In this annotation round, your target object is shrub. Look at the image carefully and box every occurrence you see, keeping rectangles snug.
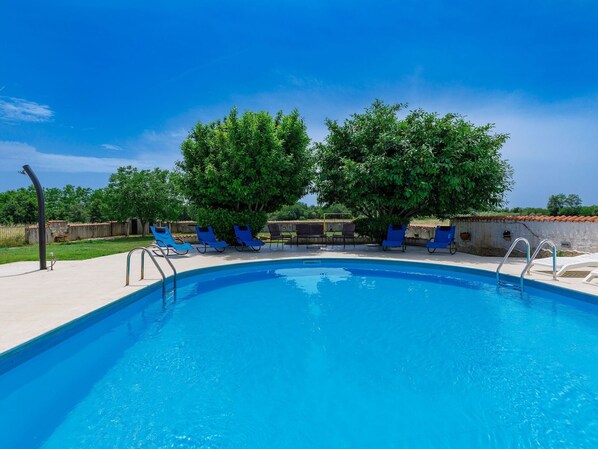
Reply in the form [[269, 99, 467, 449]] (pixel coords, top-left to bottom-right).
[[354, 216, 409, 243], [578, 205, 598, 216], [196, 208, 268, 243]]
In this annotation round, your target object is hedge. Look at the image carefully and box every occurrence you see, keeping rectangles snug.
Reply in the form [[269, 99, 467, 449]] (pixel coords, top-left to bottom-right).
[[196, 208, 268, 244]]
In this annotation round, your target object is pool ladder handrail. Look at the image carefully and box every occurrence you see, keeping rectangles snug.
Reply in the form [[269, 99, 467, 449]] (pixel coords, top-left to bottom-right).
[[496, 237, 531, 285], [125, 246, 177, 296], [520, 239, 557, 289]]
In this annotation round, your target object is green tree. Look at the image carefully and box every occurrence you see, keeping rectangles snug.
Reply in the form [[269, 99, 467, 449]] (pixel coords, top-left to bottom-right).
[[547, 193, 583, 216], [547, 193, 567, 216], [0, 187, 37, 224], [564, 194, 582, 209], [105, 166, 181, 236], [178, 107, 312, 239], [270, 202, 310, 220], [88, 188, 110, 222], [314, 100, 512, 238]]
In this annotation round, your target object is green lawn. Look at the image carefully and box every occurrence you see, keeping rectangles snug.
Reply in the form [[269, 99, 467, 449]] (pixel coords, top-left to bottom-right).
[[0, 236, 155, 265]]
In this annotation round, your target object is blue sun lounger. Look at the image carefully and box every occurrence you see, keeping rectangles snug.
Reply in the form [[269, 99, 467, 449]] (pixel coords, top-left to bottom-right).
[[195, 226, 228, 253], [150, 226, 193, 256], [234, 224, 265, 252], [426, 225, 457, 254], [382, 224, 407, 252]]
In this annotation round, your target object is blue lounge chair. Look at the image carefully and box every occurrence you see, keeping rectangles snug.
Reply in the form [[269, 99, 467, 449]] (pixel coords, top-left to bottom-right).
[[195, 226, 228, 253], [234, 224, 265, 252], [426, 225, 457, 254], [150, 226, 193, 256], [382, 224, 407, 252]]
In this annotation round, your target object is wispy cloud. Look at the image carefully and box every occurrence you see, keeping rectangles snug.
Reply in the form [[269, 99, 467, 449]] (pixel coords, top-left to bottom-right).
[[0, 141, 153, 173], [0, 96, 54, 123], [100, 143, 124, 151]]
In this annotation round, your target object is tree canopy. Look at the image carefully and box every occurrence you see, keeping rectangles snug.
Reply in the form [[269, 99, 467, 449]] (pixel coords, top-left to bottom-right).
[[177, 107, 312, 213], [105, 166, 182, 235], [314, 100, 513, 221], [547, 193, 582, 216]]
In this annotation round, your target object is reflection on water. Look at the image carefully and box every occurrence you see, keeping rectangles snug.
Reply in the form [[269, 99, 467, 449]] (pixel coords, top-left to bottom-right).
[[275, 267, 352, 295]]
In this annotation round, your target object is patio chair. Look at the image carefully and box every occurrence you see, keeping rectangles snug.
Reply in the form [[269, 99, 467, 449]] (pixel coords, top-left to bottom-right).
[[426, 225, 457, 255], [295, 223, 326, 247], [150, 225, 193, 256], [527, 252, 598, 276], [234, 224, 265, 252], [584, 269, 598, 285], [195, 226, 228, 253], [335, 222, 356, 249], [382, 224, 407, 252], [266, 223, 292, 249]]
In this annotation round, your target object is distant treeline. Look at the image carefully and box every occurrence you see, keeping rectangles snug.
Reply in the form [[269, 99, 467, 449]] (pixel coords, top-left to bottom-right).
[[2, 185, 596, 226], [497, 206, 598, 216], [268, 202, 351, 221], [498, 194, 598, 217], [0, 185, 194, 225]]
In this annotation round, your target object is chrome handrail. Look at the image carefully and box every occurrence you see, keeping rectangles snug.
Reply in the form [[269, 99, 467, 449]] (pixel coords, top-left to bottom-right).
[[496, 237, 530, 284], [126, 247, 168, 296], [144, 245, 177, 290], [520, 239, 558, 289]]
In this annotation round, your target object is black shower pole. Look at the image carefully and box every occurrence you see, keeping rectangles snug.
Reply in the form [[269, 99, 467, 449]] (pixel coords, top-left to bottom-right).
[[22, 165, 47, 270]]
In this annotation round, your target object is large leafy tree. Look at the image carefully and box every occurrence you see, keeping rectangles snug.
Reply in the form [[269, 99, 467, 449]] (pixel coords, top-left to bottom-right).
[[177, 107, 312, 239], [178, 107, 312, 212], [105, 166, 181, 236], [314, 100, 513, 222]]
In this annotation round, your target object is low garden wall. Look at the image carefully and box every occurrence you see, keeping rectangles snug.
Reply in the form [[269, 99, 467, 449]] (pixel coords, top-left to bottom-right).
[[26, 216, 597, 257], [25, 220, 199, 244], [452, 216, 598, 256]]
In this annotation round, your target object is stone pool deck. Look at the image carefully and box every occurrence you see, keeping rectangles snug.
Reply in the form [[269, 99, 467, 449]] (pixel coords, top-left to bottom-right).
[[1, 244, 596, 354]]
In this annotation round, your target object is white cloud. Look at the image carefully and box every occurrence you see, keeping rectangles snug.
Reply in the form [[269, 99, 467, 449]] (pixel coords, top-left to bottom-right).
[[0, 141, 154, 174], [122, 128, 187, 168], [0, 96, 54, 123], [100, 143, 124, 151]]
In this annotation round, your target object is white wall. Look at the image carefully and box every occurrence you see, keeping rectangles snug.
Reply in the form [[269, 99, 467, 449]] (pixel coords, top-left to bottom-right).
[[452, 219, 598, 256]]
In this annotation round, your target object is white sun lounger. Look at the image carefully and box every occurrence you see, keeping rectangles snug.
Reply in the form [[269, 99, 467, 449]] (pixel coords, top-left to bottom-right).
[[584, 269, 598, 285], [527, 253, 598, 276]]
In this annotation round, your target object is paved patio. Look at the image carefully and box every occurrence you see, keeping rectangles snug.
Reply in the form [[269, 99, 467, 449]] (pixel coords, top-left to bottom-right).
[[1, 244, 596, 354]]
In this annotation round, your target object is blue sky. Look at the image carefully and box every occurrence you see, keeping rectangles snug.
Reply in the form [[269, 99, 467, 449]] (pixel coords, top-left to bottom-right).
[[1, 0, 597, 207]]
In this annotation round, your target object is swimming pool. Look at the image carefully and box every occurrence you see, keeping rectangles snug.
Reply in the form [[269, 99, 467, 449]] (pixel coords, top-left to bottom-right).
[[2, 259, 598, 448]]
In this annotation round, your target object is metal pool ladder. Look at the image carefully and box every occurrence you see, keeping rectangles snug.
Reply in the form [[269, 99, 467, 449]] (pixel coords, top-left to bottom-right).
[[496, 237, 530, 287], [520, 239, 557, 289], [125, 246, 177, 297]]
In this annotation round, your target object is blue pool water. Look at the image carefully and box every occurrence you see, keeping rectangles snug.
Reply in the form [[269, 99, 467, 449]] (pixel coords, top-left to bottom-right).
[[2, 259, 598, 448]]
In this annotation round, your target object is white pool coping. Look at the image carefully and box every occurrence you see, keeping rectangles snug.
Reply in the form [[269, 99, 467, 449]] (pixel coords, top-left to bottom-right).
[[1, 244, 597, 355]]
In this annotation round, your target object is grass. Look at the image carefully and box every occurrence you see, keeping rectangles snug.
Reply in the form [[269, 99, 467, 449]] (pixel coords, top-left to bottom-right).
[[0, 219, 449, 266], [0, 236, 155, 265], [0, 225, 27, 248]]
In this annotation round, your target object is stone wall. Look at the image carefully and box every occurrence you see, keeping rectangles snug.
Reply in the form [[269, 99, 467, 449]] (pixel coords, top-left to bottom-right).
[[26, 220, 198, 243], [26, 216, 593, 256], [452, 216, 598, 256]]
